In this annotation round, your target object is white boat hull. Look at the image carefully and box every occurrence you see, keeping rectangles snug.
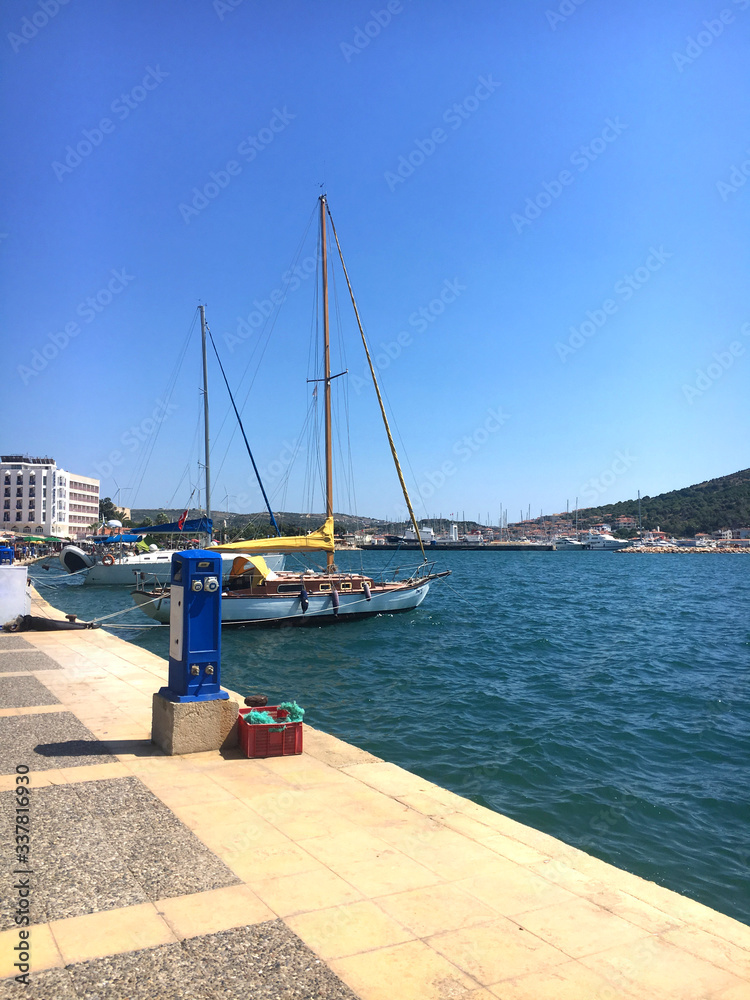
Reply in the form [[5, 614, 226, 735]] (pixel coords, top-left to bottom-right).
[[553, 538, 585, 550], [133, 579, 431, 626], [62, 550, 285, 586]]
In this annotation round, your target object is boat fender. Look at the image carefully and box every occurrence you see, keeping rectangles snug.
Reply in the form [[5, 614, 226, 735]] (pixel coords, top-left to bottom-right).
[[362, 582, 371, 601], [299, 586, 309, 613], [331, 588, 339, 616], [102, 554, 115, 566]]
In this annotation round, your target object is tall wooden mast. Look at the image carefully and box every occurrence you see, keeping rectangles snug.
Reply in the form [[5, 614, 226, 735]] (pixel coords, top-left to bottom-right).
[[320, 195, 334, 571]]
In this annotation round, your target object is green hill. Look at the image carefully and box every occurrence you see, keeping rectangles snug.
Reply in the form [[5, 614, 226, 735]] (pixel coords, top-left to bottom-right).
[[575, 469, 750, 537]]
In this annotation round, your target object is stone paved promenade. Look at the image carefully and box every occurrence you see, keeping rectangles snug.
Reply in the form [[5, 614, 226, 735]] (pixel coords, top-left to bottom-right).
[[0, 589, 748, 999]]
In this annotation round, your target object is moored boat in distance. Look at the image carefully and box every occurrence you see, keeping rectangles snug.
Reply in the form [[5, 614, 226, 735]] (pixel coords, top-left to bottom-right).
[[582, 530, 632, 550], [553, 536, 585, 550]]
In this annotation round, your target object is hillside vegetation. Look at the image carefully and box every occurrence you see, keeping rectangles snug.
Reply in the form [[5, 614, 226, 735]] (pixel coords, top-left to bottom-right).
[[575, 469, 750, 537]]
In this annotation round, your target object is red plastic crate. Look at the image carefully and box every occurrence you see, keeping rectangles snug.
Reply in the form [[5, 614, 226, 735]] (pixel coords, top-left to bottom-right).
[[238, 705, 303, 758]]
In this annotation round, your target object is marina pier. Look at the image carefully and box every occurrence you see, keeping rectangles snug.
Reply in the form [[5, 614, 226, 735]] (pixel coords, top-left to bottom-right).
[[1, 587, 748, 999]]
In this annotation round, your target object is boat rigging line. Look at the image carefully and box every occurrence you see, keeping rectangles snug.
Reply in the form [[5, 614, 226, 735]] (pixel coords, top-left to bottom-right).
[[206, 323, 281, 537], [325, 202, 427, 563]]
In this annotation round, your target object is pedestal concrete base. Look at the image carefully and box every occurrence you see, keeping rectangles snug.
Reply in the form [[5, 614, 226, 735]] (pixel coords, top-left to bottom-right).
[[151, 693, 239, 755]]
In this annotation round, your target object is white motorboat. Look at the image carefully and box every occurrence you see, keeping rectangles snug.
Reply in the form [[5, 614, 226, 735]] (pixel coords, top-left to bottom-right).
[[582, 530, 632, 550], [553, 536, 585, 550]]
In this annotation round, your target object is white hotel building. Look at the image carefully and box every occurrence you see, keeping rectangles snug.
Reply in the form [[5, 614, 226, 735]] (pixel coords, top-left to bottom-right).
[[1, 455, 100, 539]]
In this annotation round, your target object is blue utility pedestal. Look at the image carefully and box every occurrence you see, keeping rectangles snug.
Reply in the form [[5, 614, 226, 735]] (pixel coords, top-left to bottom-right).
[[151, 550, 238, 754], [159, 550, 227, 703]]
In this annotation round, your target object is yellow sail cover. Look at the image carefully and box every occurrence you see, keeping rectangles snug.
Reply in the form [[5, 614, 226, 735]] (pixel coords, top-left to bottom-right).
[[215, 517, 335, 554]]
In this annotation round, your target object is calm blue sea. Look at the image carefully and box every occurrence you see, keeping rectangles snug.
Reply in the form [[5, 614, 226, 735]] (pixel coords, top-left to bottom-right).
[[30, 550, 750, 926]]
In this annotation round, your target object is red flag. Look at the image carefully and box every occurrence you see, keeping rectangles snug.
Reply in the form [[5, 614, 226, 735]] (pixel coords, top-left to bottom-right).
[[177, 510, 188, 531]]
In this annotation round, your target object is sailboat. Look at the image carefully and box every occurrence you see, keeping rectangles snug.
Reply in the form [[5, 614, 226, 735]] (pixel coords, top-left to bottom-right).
[[58, 305, 284, 586], [132, 195, 449, 626]]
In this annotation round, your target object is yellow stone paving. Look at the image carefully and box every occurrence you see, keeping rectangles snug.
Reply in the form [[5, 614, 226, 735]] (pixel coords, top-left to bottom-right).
[[0, 586, 748, 999]]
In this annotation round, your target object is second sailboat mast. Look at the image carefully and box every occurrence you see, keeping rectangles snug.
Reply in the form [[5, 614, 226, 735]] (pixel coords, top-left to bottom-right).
[[321, 195, 334, 571], [199, 304, 212, 538]]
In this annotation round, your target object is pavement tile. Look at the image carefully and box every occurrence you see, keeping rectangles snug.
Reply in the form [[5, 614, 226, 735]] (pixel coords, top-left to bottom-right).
[[0, 636, 34, 650], [515, 895, 651, 959], [0, 704, 64, 718], [0, 649, 61, 673], [185, 921, 360, 999], [386, 826, 506, 881], [375, 883, 499, 938], [488, 958, 639, 999], [581, 884, 684, 934], [0, 968, 78, 999], [192, 813, 285, 872], [457, 861, 581, 917], [224, 838, 323, 881], [334, 852, 443, 898], [286, 900, 415, 959], [249, 867, 363, 917], [579, 936, 746, 999], [330, 938, 480, 1000], [156, 884, 274, 939], [661, 924, 750, 980], [441, 813, 551, 864], [50, 902, 178, 965], [299, 826, 400, 868], [71, 941, 215, 1000], [341, 760, 432, 797], [0, 675, 59, 709], [0, 711, 116, 773], [429, 917, 571, 986], [0, 923, 62, 980]]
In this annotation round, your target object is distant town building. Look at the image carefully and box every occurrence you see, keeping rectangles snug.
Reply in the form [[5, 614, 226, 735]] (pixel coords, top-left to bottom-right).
[[613, 516, 637, 529], [0, 455, 99, 540]]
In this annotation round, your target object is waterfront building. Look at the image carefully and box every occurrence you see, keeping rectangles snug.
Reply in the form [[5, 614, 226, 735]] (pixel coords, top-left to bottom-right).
[[0, 455, 99, 539]]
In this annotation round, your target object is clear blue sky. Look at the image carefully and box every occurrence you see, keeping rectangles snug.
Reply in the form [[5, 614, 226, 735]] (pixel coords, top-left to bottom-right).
[[2, 0, 748, 524]]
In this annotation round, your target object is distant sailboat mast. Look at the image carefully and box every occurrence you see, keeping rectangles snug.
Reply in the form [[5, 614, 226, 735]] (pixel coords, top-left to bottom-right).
[[199, 304, 212, 540]]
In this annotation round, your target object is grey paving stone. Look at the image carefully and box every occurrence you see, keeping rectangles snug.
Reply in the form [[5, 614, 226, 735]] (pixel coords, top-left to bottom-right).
[[0, 675, 60, 709], [0, 650, 62, 672], [67, 943, 215, 1000], [0, 777, 240, 930], [72, 777, 241, 901], [0, 634, 33, 650], [187, 921, 361, 999], [65, 922, 359, 999], [0, 712, 116, 774], [0, 967, 78, 999]]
